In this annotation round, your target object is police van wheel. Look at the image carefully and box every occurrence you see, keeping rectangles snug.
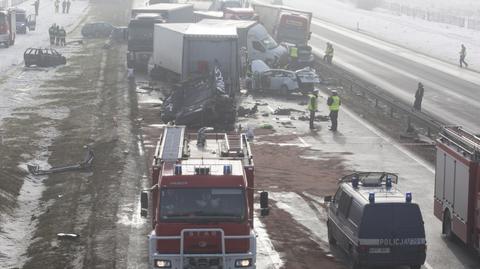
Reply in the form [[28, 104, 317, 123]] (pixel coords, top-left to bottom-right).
[[443, 211, 453, 239]]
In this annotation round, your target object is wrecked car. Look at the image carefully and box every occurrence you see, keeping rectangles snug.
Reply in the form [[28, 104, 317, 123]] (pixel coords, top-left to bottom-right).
[[249, 59, 320, 94], [24, 48, 66, 67], [81, 22, 116, 38], [161, 65, 236, 129]]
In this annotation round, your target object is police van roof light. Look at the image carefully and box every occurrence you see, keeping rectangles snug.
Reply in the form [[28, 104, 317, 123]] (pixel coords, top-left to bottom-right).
[[174, 164, 182, 175], [352, 175, 359, 189], [406, 192, 412, 203], [369, 192, 375, 203]]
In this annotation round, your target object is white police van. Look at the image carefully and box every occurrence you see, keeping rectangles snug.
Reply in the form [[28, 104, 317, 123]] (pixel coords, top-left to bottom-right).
[[325, 172, 426, 269]]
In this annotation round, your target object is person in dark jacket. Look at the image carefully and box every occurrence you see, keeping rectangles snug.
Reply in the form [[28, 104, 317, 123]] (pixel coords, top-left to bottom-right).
[[48, 24, 56, 45], [459, 44, 468, 68], [55, 25, 60, 45], [58, 27, 66, 46], [327, 89, 341, 131], [34, 0, 39, 16], [413, 82, 424, 111], [66, 0, 71, 13], [62, 0, 67, 13]]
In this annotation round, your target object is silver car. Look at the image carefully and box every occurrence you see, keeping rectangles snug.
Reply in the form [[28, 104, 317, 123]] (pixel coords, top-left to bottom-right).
[[251, 59, 319, 95]]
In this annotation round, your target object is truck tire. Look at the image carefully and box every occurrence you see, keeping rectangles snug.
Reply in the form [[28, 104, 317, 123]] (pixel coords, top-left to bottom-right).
[[327, 221, 336, 245], [443, 210, 453, 239], [5, 41, 9, 48], [281, 85, 289, 96]]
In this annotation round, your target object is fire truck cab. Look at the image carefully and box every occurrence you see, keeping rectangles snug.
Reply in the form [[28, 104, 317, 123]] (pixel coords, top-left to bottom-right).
[[434, 126, 480, 252], [141, 126, 266, 269], [0, 8, 16, 47]]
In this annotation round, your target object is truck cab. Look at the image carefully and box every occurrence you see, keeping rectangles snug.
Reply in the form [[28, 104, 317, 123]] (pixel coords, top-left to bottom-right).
[[13, 8, 36, 34], [275, 10, 311, 45], [325, 172, 426, 269], [0, 8, 16, 47], [141, 126, 266, 269]]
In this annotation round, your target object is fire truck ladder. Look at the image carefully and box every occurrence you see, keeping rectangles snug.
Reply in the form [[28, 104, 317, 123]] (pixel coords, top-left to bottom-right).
[[160, 126, 185, 161], [224, 134, 245, 157], [441, 126, 480, 161]]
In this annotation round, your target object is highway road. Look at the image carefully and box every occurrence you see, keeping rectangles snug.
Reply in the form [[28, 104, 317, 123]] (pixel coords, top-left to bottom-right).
[[292, 7, 480, 134]]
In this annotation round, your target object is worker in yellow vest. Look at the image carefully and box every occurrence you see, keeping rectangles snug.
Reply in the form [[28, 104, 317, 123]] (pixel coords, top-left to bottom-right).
[[307, 89, 318, 130], [327, 89, 341, 131], [290, 46, 298, 68]]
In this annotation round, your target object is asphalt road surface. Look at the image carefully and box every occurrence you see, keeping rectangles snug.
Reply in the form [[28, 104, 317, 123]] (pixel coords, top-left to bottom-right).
[[304, 13, 480, 134]]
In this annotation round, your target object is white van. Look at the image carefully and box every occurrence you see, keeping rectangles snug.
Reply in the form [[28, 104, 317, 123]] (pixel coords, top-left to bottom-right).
[[198, 19, 288, 67]]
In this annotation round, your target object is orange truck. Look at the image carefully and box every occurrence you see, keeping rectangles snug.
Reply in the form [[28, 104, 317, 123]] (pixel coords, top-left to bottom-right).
[[434, 126, 480, 252], [140, 126, 268, 269]]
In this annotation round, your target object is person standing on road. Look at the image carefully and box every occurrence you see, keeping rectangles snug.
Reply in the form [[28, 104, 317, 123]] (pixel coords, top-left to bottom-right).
[[413, 82, 424, 111], [48, 24, 56, 45], [289, 46, 298, 68], [327, 89, 341, 131], [58, 27, 66, 46], [62, 0, 67, 13], [54, 0, 59, 13], [66, 0, 71, 13], [324, 42, 334, 64], [307, 90, 319, 130], [459, 44, 468, 68], [54, 25, 60, 45], [34, 0, 39, 16]]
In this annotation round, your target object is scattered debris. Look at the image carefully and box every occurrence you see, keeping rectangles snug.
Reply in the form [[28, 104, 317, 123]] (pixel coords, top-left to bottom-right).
[[57, 233, 80, 240], [273, 108, 303, 115], [260, 124, 274, 130], [27, 147, 94, 176], [237, 104, 259, 117], [315, 115, 330, 121], [262, 113, 269, 117]]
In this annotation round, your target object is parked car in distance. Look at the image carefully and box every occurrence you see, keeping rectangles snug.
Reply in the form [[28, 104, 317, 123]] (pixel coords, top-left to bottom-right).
[[24, 48, 66, 67], [81, 22, 116, 38], [325, 172, 426, 269]]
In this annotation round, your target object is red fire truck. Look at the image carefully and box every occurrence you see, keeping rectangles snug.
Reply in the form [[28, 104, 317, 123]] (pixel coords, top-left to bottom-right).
[[141, 126, 267, 269], [434, 126, 480, 252], [0, 8, 16, 47]]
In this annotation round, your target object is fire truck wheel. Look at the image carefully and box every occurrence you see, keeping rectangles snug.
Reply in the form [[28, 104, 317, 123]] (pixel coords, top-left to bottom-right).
[[443, 210, 453, 239], [327, 221, 336, 245]]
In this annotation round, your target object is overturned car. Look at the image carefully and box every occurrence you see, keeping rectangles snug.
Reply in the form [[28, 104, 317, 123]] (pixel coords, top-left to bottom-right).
[[161, 65, 236, 129]]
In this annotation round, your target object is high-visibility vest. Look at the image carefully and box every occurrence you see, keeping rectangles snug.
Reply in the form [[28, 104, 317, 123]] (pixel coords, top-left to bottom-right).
[[308, 94, 318, 111], [290, 47, 298, 58], [329, 95, 340, 111]]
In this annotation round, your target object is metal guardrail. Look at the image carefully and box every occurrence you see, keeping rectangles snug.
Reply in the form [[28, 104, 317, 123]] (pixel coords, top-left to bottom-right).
[[313, 55, 444, 138]]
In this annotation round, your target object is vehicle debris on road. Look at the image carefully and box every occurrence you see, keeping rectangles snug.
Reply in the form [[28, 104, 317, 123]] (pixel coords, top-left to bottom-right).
[[27, 147, 94, 176]]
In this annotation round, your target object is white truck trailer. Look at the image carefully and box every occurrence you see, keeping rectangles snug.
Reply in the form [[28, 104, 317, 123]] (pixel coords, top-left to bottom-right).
[[152, 23, 239, 93], [434, 126, 480, 253]]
